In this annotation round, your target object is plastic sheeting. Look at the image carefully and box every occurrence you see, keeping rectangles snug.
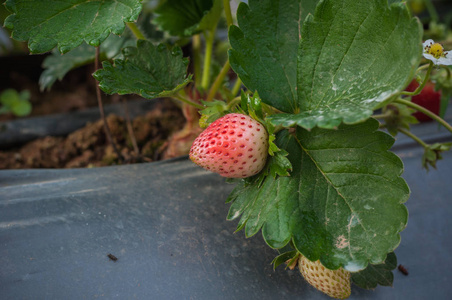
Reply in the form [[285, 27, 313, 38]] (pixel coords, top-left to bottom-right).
[[1, 140, 451, 299]]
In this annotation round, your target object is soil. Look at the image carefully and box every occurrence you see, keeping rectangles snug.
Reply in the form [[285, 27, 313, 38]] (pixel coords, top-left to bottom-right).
[[0, 62, 119, 123], [0, 100, 185, 169], [0, 54, 196, 169]]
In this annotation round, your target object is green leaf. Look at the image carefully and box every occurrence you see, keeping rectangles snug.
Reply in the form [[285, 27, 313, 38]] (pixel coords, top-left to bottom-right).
[[240, 91, 264, 123], [39, 35, 134, 91], [264, 149, 292, 178], [197, 0, 223, 32], [387, 0, 403, 4], [229, 0, 319, 113], [351, 252, 397, 289], [230, 0, 422, 128], [0, 89, 31, 116], [227, 118, 409, 271], [136, 11, 166, 41], [269, 0, 422, 129], [38, 11, 166, 91], [11, 98, 32, 116], [0, 89, 20, 107], [271, 250, 299, 270], [153, 0, 221, 37], [93, 40, 192, 99], [199, 100, 229, 127], [4, 0, 142, 54]]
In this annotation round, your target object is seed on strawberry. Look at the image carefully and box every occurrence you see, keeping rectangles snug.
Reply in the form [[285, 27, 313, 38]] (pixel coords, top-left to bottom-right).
[[299, 255, 351, 299], [189, 113, 268, 178]]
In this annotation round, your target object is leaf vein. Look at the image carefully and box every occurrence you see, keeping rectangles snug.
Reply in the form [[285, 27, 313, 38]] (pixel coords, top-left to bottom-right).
[[323, 8, 373, 108]]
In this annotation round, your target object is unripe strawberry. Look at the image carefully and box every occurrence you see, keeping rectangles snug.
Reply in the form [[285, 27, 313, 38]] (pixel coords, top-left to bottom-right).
[[189, 113, 268, 178], [299, 256, 351, 299]]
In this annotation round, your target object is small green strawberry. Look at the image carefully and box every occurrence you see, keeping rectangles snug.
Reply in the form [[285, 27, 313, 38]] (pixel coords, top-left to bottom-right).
[[299, 255, 351, 299]]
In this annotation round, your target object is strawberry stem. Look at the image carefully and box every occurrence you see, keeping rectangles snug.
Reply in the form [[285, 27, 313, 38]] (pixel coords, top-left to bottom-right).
[[398, 128, 429, 148], [126, 22, 146, 40], [206, 0, 236, 102], [401, 61, 434, 97], [226, 96, 241, 109], [207, 60, 230, 102], [231, 78, 242, 97], [424, 0, 439, 23], [121, 98, 140, 156], [174, 93, 204, 110], [223, 0, 234, 27], [372, 111, 392, 119], [416, 63, 431, 73], [193, 34, 203, 87], [439, 65, 451, 80], [395, 98, 452, 134], [94, 47, 124, 162], [201, 28, 217, 91]]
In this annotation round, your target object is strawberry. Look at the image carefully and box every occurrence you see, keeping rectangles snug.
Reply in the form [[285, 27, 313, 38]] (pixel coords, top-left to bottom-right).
[[189, 113, 268, 178], [299, 255, 351, 299], [405, 80, 441, 122]]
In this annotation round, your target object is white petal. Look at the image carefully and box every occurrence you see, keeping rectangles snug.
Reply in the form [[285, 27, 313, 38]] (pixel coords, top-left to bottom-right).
[[423, 39, 435, 49], [437, 55, 452, 66], [423, 53, 440, 65]]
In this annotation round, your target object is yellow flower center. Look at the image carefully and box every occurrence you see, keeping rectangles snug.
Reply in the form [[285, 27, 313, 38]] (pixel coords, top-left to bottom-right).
[[428, 43, 444, 59]]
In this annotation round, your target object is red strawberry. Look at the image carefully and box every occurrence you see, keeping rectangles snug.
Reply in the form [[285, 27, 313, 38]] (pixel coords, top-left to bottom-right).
[[405, 80, 441, 122], [189, 113, 268, 178]]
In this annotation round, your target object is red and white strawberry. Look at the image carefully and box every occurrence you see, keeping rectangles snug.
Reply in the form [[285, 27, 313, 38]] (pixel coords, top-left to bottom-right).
[[405, 80, 441, 122], [299, 255, 351, 299], [189, 113, 268, 178]]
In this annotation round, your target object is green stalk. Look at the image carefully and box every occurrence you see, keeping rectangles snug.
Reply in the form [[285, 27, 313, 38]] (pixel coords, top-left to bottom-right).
[[398, 128, 429, 148], [440, 65, 451, 80], [372, 111, 392, 119], [201, 29, 216, 91], [423, 0, 439, 23], [205, 0, 235, 101], [401, 61, 434, 97], [226, 96, 241, 110], [126, 22, 146, 40], [94, 47, 124, 162], [207, 60, 230, 102], [416, 63, 431, 73], [231, 78, 242, 97], [394, 98, 452, 134], [174, 93, 204, 110], [192, 34, 202, 87], [223, 0, 234, 27]]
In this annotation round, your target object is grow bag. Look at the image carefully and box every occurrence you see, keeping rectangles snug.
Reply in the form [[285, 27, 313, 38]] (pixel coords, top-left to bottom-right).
[[1, 125, 451, 299], [0, 99, 163, 149]]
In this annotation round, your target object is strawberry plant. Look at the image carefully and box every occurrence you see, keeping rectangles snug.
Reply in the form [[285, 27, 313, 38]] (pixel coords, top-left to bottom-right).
[[405, 79, 441, 122], [3, 0, 452, 298], [0, 88, 31, 117]]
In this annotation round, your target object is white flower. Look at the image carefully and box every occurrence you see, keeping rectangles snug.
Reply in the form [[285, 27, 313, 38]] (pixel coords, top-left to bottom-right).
[[423, 39, 452, 65]]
